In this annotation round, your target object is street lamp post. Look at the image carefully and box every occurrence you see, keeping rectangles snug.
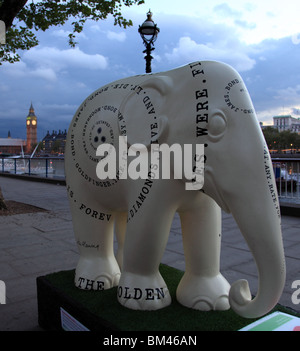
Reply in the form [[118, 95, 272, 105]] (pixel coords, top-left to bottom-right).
[[138, 10, 160, 73]]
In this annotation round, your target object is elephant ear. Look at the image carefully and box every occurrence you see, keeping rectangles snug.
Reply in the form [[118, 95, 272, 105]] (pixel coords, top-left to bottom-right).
[[118, 75, 173, 148]]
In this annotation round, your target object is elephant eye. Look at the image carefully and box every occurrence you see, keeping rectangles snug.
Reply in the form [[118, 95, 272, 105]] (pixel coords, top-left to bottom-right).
[[208, 112, 227, 140]]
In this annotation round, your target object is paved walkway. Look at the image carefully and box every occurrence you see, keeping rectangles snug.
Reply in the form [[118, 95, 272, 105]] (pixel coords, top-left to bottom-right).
[[0, 176, 299, 330]]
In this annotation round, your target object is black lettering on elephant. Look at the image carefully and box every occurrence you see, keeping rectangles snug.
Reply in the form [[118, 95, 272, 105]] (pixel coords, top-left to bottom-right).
[[143, 96, 155, 115], [189, 63, 209, 139], [189, 62, 205, 77], [130, 85, 143, 95], [263, 146, 280, 218], [223, 79, 254, 114], [188, 62, 209, 186], [75, 162, 113, 187], [127, 176, 153, 222], [76, 240, 100, 250], [112, 83, 129, 90], [117, 286, 165, 300], [70, 136, 76, 157], [79, 203, 112, 221], [196, 127, 208, 137], [77, 277, 105, 290], [195, 90, 209, 137]]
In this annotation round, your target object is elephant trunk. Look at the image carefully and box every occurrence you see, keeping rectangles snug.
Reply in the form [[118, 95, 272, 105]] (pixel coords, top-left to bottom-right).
[[227, 179, 286, 318]]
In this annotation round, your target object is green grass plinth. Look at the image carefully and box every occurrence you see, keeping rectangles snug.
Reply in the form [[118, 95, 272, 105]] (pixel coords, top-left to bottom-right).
[[39, 264, 300, 331]]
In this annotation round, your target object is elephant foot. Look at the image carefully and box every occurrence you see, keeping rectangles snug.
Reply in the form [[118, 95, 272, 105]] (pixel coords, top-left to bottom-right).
[[176, 273, 230, 311], [117, 271, 172, 310], [75, 256, 121, 291]]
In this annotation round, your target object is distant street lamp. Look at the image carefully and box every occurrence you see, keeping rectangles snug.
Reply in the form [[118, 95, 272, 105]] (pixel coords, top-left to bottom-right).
[[138, 10, 160, 73]]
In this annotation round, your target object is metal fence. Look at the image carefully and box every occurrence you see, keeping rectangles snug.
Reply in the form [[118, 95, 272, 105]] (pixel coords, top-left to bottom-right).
[[0, 156, 300, 203], [272, 158, 300, 203], [0, 157, 65, 179]]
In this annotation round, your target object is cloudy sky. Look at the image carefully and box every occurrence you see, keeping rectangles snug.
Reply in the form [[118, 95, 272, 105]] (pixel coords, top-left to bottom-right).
[[1, 0, 300, 141]]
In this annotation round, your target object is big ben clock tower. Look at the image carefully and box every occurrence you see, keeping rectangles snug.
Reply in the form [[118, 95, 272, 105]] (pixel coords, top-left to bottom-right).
[[26, 103, 37, 153]]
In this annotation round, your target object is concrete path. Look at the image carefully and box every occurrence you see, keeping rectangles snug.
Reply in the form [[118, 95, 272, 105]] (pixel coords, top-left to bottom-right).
[[0, 176, 299, 330]]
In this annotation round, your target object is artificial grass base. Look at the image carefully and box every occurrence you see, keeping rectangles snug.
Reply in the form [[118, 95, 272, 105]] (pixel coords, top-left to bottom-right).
[[37, 264, 300, 331]]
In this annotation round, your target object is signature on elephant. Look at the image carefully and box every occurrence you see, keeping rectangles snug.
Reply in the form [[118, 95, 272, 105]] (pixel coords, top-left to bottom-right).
[[65, 60, 286, 319]]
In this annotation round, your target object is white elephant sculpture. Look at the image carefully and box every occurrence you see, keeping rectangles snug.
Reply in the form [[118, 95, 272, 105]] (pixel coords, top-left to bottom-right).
[[65, 61, 286, 319]]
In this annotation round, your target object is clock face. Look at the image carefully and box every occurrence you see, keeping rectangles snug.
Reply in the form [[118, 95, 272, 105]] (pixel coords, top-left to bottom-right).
[[32, 120, 37, 126], [27, 120, 30, 125]]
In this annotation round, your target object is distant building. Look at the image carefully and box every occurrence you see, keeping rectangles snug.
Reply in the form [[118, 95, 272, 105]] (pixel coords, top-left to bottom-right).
[[0, 103, 38, 156], [273, 115, 300, 133], [42, 130, 67, 154], [26, 103, 38, 153], [0, 131, 26, 156]]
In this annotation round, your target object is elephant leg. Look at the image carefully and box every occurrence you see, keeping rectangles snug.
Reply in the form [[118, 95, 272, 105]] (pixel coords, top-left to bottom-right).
[[115, 212, 127, 270], [177, 194, 230, 311], [70, 200, 121, 291], [117, 194, 175, 310]]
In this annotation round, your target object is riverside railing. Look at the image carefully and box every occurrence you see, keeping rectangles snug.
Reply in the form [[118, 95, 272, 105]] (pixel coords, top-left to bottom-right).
[[272, 158, 300, 203], [0, 156, 300, 203], [0, 157, 65, 179]]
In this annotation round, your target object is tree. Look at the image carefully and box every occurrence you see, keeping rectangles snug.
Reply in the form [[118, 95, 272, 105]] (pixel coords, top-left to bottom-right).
[[279, 130, 300, 152], [262, 127, 300, 153], [0, 0, 144, 64], [262, 126, 280, 151]]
